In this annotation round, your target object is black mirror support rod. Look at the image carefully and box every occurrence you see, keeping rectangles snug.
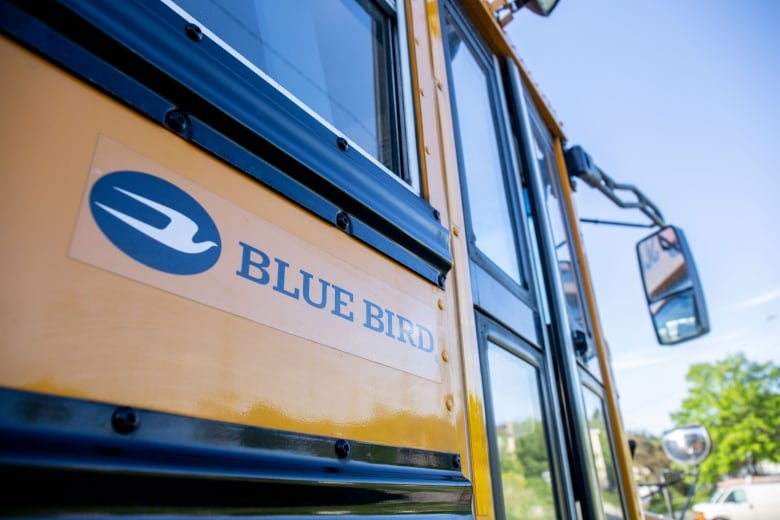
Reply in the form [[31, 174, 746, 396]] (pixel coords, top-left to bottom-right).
[[579, 217, 655, 229], [565, 145, 665, 228]]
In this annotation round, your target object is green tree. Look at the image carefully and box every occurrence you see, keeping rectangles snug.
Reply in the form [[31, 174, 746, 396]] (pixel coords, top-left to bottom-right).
[[671, 353, 780, 485]]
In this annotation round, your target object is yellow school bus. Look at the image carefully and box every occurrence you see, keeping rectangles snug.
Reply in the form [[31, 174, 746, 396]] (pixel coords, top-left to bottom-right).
[[0, 0, 709, 518]]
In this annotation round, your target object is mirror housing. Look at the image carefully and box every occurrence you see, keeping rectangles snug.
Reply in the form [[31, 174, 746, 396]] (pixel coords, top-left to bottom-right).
[[661, 425, 711, 466], [525, 0, 561, 16], [499, 0, 560, 18], [636, 226, 710, 345]]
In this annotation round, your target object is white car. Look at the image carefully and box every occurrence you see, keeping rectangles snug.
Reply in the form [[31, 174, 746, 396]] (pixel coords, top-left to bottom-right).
[[692, 478, 780, 520]]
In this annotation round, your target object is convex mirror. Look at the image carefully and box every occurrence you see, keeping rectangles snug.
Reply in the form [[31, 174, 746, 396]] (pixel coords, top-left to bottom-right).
[[661, 425, 711, 466], [636, 226, 710, 345]]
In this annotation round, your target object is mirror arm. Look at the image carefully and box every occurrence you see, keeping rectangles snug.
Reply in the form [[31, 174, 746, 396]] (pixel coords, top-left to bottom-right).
[[579, 217, 656, 228], [661, 469, 676, 520], [639, 467, 701, 520], [675, 466, 701, 520], [565, 145, 665, 228]]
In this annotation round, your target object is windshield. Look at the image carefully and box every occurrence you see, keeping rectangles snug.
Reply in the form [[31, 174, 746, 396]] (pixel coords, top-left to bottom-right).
[[709, 487, 727, 503]]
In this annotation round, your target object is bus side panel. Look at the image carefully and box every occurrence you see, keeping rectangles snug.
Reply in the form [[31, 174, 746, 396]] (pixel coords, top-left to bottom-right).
[[0, 34, 461, 455]]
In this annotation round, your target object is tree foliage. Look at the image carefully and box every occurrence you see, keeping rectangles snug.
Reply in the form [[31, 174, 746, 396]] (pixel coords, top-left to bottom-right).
[[670, 353, 780, 485], [629, 432, 670, 483], [497, 419, 556, 519], [628, 432, 679, 514]]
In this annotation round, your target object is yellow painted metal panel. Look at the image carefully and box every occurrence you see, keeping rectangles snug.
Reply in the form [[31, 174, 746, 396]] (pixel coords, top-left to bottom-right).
[[0, 35, 462, 454], [416, 0, 497, 517]]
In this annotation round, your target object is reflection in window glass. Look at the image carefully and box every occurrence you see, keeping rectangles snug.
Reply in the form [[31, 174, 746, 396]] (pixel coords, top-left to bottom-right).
[[526, 96, 595, 365], [582, 388, 625, 520], [170, 0, 399, 175], [650, 291, 700, 343], [446, 22, 521, 283], [487, 342, 556, 519]]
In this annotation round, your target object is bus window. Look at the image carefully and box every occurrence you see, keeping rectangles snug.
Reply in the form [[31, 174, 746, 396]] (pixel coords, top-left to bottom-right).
[[169, 0, 416, 187], [7, 0, 450, 284]]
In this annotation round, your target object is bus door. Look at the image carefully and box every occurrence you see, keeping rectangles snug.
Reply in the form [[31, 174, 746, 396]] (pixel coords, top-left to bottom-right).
[[442, 3, 575, 518], [507, 60, 630, 519], [441, 2, 628, 519]]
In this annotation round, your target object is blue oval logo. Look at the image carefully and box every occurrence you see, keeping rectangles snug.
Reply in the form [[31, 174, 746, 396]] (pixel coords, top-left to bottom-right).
[[90, 171, 221, 275]]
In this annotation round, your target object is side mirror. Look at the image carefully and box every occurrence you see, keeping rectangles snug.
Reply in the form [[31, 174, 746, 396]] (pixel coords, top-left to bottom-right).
[[636, 225, 710, 345], [661, 425, 711, 466]]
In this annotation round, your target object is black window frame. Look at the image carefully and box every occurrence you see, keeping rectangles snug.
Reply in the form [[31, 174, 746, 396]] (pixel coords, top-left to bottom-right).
[[441, 2, 536, 308], [580, 372, 629, 520], [520, 87, 601, 373], [476, 312, 567, 520], [0, 0, 451, 287]]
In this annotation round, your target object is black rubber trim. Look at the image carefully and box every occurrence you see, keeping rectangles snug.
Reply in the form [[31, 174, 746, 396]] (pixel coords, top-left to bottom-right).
[[0, 387, 472, 517]]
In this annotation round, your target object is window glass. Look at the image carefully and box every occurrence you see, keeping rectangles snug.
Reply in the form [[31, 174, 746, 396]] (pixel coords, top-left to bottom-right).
[[170, 0, 400, 176], [582, 388, 625, 519], [486, 342, 557, 519], [525, 95, 596, 366], [709, 487, 726, 503], [726, 488, 747, 503], [529, 122, 584, 331], [446, 23, 522, 284]]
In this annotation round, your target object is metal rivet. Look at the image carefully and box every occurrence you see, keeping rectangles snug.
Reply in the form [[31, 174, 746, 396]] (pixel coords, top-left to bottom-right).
[[433, 209, 440, 221], [437, 274, 446, 289], [437, 299, 445, 310], [335, 439, 351, 459], [164, 109, 189, 134], [452, 454, 461, 469], [437, 80, 444, 91], [452, 226, 460, 237], [185, 23, 203, 42], [445, 396, 454, 411], [112, 406, 140, 434], [336, 211, 351, 232], [441, 350, 449, 363], [337, 136, 349, 151]]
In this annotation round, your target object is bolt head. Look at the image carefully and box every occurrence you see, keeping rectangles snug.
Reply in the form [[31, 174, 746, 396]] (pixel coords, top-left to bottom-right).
[[335, 439, 351, 459], [185, 23, 203, 42], [112, 406, 140, 434]]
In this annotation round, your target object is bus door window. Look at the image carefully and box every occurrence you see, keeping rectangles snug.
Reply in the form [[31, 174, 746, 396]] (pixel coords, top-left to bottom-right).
[[479, 318, 559, 519], [525, 97, 597, 370], [522, 89, 629, 517], [506, 60, 619, 519], [443, 8, 525, 287], [582, 383, 626, 520], [442, 3, 575, 518]]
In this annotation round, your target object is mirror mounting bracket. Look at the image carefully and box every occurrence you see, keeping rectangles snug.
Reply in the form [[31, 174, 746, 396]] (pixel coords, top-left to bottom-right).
[[565, 145, 665, 228], [579, 217, 656, 229]]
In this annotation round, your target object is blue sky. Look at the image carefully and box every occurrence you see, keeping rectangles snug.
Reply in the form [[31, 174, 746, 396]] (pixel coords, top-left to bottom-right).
[[506, 1, 780, 435]]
